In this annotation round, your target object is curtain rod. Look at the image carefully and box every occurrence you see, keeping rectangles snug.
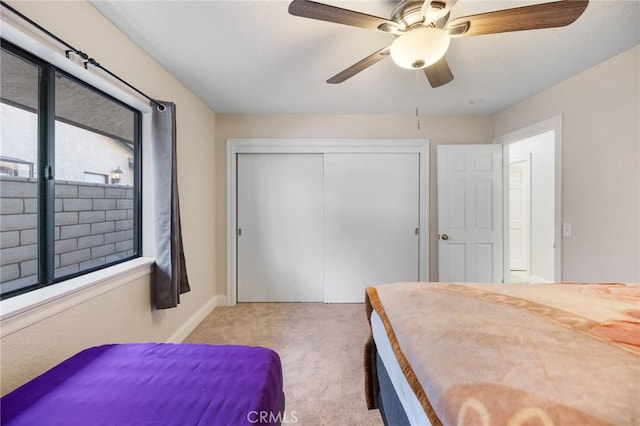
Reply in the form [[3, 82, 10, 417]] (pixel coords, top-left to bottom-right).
[[0, 1, 164, 110]]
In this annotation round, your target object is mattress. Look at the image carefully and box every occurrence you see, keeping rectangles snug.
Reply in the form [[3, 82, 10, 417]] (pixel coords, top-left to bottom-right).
[[365, 282, 640, 425], [371, 310, 431, 426], [1, 343, 284, 426]]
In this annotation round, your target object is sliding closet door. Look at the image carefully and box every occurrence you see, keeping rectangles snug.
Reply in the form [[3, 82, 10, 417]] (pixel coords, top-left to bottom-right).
[[237, 154, 323, 302], [324, 153, 420, 303]]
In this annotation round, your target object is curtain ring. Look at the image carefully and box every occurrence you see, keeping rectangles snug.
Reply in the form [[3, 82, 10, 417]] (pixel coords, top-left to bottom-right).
[[156, 103, 166, 112]]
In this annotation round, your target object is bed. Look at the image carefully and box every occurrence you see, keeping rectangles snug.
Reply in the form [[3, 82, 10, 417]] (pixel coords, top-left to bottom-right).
[[1, 343, 284, 425], [364, 282, 640, 425]]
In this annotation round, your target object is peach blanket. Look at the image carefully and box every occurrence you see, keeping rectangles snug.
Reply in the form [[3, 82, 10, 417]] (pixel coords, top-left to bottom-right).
[[365, 282, 640, 425]]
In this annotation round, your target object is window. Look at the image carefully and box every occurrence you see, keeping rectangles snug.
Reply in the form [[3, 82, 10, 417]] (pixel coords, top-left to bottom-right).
[[0, 157, 34, 178], [0, 40, 142, 299], [83, 172, 108, 184]]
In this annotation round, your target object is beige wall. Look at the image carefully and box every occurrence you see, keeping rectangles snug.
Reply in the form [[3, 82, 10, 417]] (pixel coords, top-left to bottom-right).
[[215, 115, 494, 293], [1, 1, 217, 393], [494, 45, 640, 282]]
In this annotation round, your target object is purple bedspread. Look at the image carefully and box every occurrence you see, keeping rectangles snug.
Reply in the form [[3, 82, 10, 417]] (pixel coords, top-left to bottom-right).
[[1, 343, 284, 425]]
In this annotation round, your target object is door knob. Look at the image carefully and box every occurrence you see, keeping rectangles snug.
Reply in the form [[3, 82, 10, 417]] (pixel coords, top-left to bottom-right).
[[441, 234, 449, 240]]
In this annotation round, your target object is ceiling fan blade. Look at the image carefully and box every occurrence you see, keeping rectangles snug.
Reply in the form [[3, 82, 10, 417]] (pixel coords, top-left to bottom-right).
[[289, 0, 403, 34], [446, 0, 588, 37], [327, 47, 390, 84], [423, 57, 454, 88]]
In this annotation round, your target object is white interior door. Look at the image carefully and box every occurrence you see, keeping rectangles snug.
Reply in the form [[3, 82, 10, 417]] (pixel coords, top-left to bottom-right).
[[237, 154, 323, 302], [509, 158, 530, 271], [437, 145, 503, 282], [324, 153, 420, 303]]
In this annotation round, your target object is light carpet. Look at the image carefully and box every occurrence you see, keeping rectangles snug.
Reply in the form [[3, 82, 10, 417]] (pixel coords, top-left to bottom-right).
[[185, 303, 384, 426]]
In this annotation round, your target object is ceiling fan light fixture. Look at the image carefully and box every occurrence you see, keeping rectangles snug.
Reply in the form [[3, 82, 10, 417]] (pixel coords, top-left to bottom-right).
[[390, 27, 450, 70]]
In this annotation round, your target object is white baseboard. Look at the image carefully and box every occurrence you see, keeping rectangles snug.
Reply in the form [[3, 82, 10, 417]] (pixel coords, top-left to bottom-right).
[[215, 294, 228, 307], [166, 296, 219, 343]]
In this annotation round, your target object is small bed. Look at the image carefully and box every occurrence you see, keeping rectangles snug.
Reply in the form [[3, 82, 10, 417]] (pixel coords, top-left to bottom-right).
[[1, 343, 284, 425], [364, 282, 640, 425]]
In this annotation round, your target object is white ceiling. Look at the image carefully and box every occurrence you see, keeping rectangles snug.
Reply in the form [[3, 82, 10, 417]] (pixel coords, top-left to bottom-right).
[[91, 0, 639, 115]]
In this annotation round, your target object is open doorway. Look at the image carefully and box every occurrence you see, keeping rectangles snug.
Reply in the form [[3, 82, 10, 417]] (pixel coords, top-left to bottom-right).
[[506, 131, 556, 283]]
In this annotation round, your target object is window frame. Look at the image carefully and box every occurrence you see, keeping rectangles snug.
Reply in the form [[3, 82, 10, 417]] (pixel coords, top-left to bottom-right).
[[1, 39, 143, 300]]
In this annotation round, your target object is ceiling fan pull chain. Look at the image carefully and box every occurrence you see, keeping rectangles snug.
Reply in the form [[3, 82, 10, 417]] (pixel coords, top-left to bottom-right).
[[415, 70, 421, 132]]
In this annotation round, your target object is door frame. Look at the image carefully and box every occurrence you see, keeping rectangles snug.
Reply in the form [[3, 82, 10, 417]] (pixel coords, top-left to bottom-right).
[[226, 138, 429, 306], [494, 116, 563, 282]]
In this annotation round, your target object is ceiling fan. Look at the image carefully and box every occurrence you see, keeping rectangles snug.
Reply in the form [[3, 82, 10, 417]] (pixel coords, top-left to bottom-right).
[[288, 0, 589, 87]]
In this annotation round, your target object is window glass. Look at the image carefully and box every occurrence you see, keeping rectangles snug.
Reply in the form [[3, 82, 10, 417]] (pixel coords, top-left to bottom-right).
[[54, 72, 137, 279], [0, 48, 40, 295]]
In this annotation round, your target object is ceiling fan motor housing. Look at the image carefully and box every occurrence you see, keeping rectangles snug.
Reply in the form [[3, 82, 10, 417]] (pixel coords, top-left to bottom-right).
[[392, 0, 451, 29]]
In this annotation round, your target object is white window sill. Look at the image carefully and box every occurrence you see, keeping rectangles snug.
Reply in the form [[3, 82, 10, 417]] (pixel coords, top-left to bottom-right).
[[0, 257, 155, 338]]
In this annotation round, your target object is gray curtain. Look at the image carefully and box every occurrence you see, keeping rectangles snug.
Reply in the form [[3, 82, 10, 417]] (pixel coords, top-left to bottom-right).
[[151, 101, 190, 309]]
